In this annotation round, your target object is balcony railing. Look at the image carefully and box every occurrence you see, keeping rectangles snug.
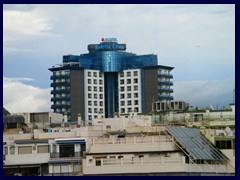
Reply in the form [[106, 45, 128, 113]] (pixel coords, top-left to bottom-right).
[[158, 81, 173, 86], [159, 88, 174, 93], [92, 136, 174, 145], [50, 89, 71, 94], [50, 74, 70, 80], [158, 95, 174, 100], [50, 152, 81, 160], [51, 104, 71, 109], [50, 82, 70, 87], [158, 73, 173, 78], [51, 97, 70, 101]]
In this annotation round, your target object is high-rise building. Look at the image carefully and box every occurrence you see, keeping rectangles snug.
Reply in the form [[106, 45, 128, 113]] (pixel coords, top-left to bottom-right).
[[49, 38, 174, 125]]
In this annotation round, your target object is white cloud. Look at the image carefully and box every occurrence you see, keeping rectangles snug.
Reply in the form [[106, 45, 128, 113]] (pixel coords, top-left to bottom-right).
[[3, 77, 51, 113], [173, 79, 235, 108]]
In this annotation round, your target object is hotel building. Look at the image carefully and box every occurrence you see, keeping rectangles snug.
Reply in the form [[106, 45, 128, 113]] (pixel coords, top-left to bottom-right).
[[49, 38, 174, 124]]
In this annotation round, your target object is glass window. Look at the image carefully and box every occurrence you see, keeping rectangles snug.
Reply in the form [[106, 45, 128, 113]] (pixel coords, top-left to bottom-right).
[[135, 107, 139, 112], [134, 86, 138, 91], [93, 79, 97, 84], [88, 101, 92, 106], [94, 94, 97, 99], [120, 80, 124, 84], [94, 108, 98, 113], [134, 100, 139, 105], [99, 80, 103, 85], [93, 72, 97, 77], [120, 94, 125, 99], [94, 101, 98, 106], [121, 108, 125, 113], [127, 93, 131, 98], [121, 101, 125, 106], [127, 79, 131, 84], [100, 94, 103, 99], [10, 146, 15, 155], [120, 72, 124, 77], [88, 94, 92, 99], [134, 78, 138, 83], [88, 115, 92, 120], [120, 87, 124, 92], [88, 79, 91, 84], [94, 87, 97, 92], [127, 101, 132, 105], [18, 146, 32, 154], [88, 86, 92, 91], [37, 145, 49, 153], [134, 93, 138, 98], [127, 86, 131, 91], [99, 87, 103, 92], [127, 72, 131, 77], [88, 108, 92, 113], [3, 147, 8, 155], [128, 108, 132, 113], [134, 71, 138, 76], [100, 101, 103, 106], [99, 72, 103, 77], [88, 72, 91, 77]]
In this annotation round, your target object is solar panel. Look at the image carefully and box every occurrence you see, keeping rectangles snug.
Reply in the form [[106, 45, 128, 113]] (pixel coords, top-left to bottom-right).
[[166, 126, 228, 161]]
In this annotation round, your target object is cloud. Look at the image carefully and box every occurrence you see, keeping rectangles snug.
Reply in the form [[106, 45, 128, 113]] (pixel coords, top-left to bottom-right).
[[173, 79, 235, 108], [3, 77, 51, 113]]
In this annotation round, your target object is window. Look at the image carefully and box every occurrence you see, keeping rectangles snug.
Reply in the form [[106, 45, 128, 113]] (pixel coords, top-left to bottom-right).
[[216, 140, 232, 149], [100, 101, 103, 106], [88, 101, 92, 106], [127, 86, 131, 91], [88, 72, 91, 77], [134, 100, 139, 105], [94, 108, 98, 113], [88, 79, 91, 84], [88, 108, 92, 113], [121, 108, 125, 113], [94, 94, 97, 99], [3, 147, 8, 155], [99, 87, 103, 92], [88, 115, 92, 121], [94, 87, 97, 92], [134, 71, 138, 76], [127, 93, 131, 98], [120, 72, 124, 77], [134, 78, 138, 83], [127, 79, 131, 84], [94, 115, 98, 119], [134, 93, 138, 98], [93, 72, 97, 77], [88, 93, 92, 99], [96, 160, 101, 166], [37, 145, 49, 153], [99, 80, 103, 85], [100, 94, 103, 99], [134, 86, 138, 91], [127, 72, 131, 77], [128, 108, 132, 113], [88, 86, 92, 91], [127, 101, 132, 105], [18, 146, 32, 154], [10, 146, 15, 155], [120, 87, 124, 92], [120, 80, 124, 84], [99, 72, 103, 77], [93, 79, 97, 84], [120, 94, 125, 99], [94, 101, 98, 106], [121, 101, 125, 106], [135, 107, 139, 112]]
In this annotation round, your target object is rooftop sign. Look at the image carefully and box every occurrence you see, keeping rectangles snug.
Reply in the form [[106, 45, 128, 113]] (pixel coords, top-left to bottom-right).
[[95, 43, 126, 51], [101, 38, 117, 43]]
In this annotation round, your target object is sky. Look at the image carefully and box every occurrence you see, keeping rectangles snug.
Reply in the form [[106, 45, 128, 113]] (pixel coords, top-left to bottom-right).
[[3, 4, 235, 113]]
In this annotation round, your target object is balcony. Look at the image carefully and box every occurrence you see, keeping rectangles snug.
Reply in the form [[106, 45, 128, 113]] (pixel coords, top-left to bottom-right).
[[50, 152, 81, 161], [158, 81, 173, 86], [50, 89, 71, 94], [51, 97, 70, 101], [159, 88, 174, 93], [82, 156, 231, 175], [50, 82, 70, 87], [88, 136, 177, 154], [50, 74, 70, 80], [51, 104, 71, 109], [158, 95, 174, 100], [158, 73, 173, 78]]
